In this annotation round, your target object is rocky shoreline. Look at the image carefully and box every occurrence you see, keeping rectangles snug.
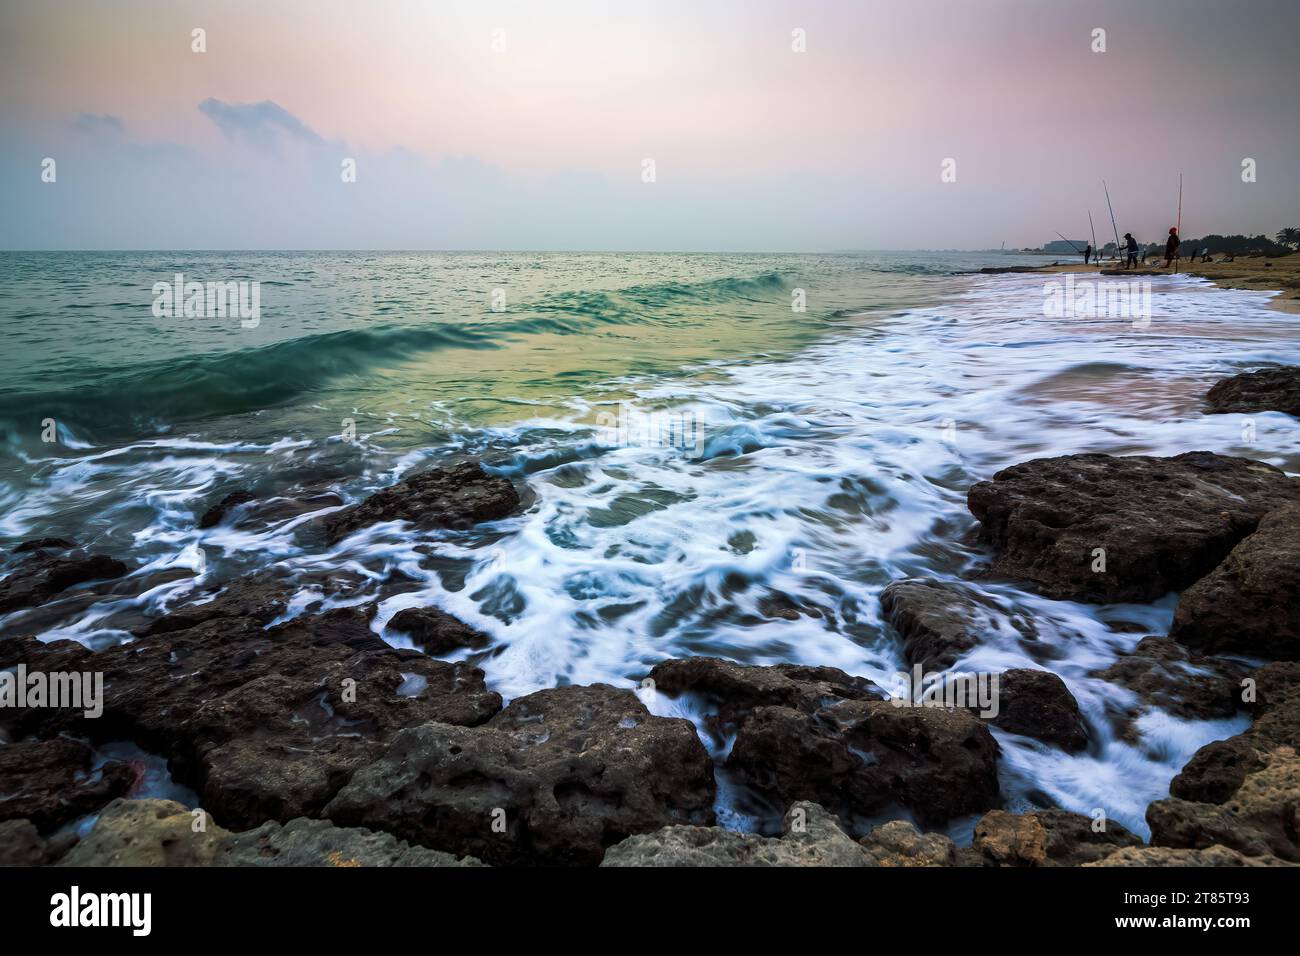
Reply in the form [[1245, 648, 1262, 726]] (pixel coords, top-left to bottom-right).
[[2, 374, 1298, 867]]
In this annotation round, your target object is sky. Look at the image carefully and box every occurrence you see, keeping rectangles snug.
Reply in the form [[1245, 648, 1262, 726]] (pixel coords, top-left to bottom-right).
[[2, 0, 1298, 251]]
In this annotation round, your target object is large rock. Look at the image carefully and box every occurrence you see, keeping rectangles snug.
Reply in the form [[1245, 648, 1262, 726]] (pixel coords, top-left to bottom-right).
[[325, 684, 716, 866], [323, 460, 519, 543], [1086, 844, 1293, 867], [645, 655, 879, 737], [1205, 365, 1300, 417], [600, 802, 872, 867], [727, 699, 1000, 826], [858, 820, 957, 867], [1148, 753, 1300, 863], [879, 578, 1034, 671], [0, 738, 134, 833], [1169, 661, 1297, 802], [387, 605, 492, 655], [57, 799, 483, 867], [0, 820, 56, 866], [989, 669, 1088, 751], [2, 583, 503, 831], [960, 809, 1141, 867], [1170, 506, 1300, 660], [59, 799, 230, 866], [0, 550, 129, 613], [966, 451, 1299, 602], [215, 817, 482, 867]]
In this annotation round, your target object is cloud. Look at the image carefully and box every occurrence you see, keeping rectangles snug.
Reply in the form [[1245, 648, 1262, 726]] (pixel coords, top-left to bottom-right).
[[198, 98, 324, 151], [72, 113, 126, 136]]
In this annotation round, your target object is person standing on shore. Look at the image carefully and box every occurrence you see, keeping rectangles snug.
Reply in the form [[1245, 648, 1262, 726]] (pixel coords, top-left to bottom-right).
[[1084, 243, 1092, 265], [1164, 227, 1181, 268], [1123, 233, 1139, 269]]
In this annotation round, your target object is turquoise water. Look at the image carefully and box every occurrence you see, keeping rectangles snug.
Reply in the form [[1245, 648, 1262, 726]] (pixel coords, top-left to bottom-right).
[[2, 250, 1297, 836]]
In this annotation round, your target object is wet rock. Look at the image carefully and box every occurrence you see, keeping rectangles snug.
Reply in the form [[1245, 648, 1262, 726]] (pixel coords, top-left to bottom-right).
[[1205, 365, 1300, 417], [388, 605, 492, 655], [197, 490, 257, 528], [0, 551, 129, 614], [0, 738, 134, 833], [646, 656, 879, 735], [858, 820, 957, 867], [966, 451, 1300, 602], [756, 592, 827, 622], [1170, 506, 1300, 660], [1169, 661, 1297, 802], [1086, 844, 1293, 867], [879, 578, 983, 670], [1148, 752, 1300, 863], [1091, 637, 1246, 739], [601, 802, 872, 867], [133, 571, 294, 636], [727, 699, 1000, 826], [5, 597, 503, 831], [323, 460, 519, 543], [961, 809, 1142, 867], [989, 669, 1088, 751], [216, 817, 483, 867], [325, 684, 716, 866], [59, 798, 229, 866], [13, 538, 77, 554]]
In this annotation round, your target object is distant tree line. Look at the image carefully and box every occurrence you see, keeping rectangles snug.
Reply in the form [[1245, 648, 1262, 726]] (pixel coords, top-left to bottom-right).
[[1092, 230, 1297, 257]]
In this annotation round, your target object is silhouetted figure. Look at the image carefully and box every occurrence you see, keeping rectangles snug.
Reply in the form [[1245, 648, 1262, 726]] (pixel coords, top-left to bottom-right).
[[1084, 244, 1092, 265], [1123, 233, 1139, 269], [1164, 228, 1181, 268]]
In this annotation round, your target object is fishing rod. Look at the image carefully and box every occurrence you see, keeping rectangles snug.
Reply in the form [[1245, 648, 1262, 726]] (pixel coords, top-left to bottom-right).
[[1055, 231, 1084, 254], [1175, 173, 1183, 272], [1088, 210, 1098, 264], [1103, 180, 1122, 261]]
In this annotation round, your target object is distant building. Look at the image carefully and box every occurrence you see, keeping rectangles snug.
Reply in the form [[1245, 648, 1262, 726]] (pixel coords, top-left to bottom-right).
[[1042, 240, 1086, 253]]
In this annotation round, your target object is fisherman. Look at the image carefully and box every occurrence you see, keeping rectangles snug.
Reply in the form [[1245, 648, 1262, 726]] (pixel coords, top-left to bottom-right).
[[1123, 232, 1139, 269], [1164, 227, 1181, 268], [1083, 243, 1092, 265]]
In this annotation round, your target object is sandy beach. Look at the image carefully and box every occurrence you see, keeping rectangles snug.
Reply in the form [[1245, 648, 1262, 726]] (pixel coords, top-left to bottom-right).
[[1029, 254, 1300, 314]]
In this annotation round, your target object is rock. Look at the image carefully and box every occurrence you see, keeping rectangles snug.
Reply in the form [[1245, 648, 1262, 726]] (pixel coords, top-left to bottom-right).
[[1169, 661, 1297, 802], [0, 738, 134, 833], [962, 809, 1142, 866], [1086, 844, 1293, 867], [59, 799, 230, 866], [0, 551, 129, 614], [1169, 506, 1300, 660], [645, 656, 879, 735], [858, 820, 957, 866], [880, 578, 990, 671], [133, 571, 293, 636], [216, 817, 483, 867], [727, 699, 1000, 826], [4, 594, 502, 831], [388, 606, 492, 655], [966, 451, 1299, 602], [1205, 366, 1300, 417], [0, 820, 51, 866], [326, 684, 715, 866], [197, 490, 257, 528], [323, 460, 519, 543], [601, 802, 872, 867], [1148, 752, 1300, 862], [1090, 637, 1246, 740], [989, 669, 1088, 751], [58, 799, 486, 867], [13, 538, 77, 554]]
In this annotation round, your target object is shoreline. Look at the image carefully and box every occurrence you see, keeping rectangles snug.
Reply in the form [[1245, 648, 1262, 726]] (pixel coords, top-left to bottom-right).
[[984, 256, 1300, 315]]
